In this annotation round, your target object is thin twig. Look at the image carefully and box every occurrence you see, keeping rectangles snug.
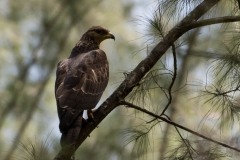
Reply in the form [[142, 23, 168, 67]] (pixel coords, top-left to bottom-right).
[[120, 100, 240, 153], [205, 84, 240, 97], [185, 16, 240, 31], [164, 114, 194, 160], [161, 44, 178, 115]]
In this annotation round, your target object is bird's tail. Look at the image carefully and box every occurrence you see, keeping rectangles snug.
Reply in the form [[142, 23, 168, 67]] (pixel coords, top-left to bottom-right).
[[60, 111, 83, 148]]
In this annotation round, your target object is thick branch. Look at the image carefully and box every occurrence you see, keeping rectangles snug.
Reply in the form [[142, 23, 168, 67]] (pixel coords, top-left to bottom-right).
[[120, 101, 240, 153], [54, 0, 222, 159]]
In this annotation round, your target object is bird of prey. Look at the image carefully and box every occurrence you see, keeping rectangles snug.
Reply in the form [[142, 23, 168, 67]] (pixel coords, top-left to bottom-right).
[[55, 26, 115, 147]]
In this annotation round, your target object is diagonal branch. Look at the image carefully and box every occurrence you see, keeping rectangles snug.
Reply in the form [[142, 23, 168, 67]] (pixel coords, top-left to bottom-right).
[[54, 0, 225, 159], [120, 100, 240, 153]]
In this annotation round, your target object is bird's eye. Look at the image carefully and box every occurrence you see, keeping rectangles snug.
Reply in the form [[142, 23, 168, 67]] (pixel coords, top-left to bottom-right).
[[95, 30, 103, 35]]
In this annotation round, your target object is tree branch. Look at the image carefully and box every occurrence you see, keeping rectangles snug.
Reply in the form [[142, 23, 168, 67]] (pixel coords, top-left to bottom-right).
[[185, 16, 240, 30], [161, 44, 177, 115], [120, 100, 240, 153], [54, 0, 223, 159]]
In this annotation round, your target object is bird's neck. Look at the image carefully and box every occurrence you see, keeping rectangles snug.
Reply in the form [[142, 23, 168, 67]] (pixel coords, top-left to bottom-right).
[[69, 39, 99, 58]]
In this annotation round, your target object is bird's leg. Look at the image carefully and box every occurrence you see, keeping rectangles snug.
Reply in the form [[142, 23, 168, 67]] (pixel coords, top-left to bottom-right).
[[86, 110, 98, 128], [87, 109, 95, 124]]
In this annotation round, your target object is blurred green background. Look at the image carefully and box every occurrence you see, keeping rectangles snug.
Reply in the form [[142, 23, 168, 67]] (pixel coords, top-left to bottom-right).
[[1, 0, 240, 160]]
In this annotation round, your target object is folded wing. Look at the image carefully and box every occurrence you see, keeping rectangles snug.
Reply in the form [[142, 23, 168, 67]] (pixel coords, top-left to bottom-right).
[[55, 49, 109, 133]]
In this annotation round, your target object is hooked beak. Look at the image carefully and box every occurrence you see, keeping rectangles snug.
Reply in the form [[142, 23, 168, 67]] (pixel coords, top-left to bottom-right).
[[105, 32, 115, 41]]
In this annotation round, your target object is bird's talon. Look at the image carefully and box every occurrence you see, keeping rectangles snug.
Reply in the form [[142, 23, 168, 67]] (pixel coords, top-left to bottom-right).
[[87, 110, 96, 123]]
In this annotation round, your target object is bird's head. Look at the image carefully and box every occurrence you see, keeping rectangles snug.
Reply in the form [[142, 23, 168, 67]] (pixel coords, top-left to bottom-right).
[[81, 26, 115, 44]]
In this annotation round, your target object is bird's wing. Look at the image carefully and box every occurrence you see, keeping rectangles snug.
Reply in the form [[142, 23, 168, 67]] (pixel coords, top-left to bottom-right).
[[55, 59, 68, 95], [76, 50, 109, 96], [55, 49, 109, 133]]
